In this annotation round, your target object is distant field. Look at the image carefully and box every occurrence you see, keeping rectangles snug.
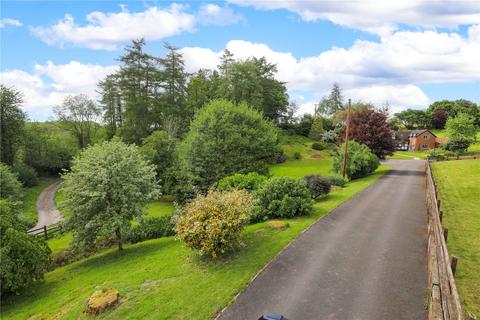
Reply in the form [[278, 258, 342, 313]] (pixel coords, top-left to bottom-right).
[[432, 160, 480, 317]]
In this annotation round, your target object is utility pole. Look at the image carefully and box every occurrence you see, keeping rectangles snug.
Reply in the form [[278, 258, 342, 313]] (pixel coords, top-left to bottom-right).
[[342, 99, 352, 179]]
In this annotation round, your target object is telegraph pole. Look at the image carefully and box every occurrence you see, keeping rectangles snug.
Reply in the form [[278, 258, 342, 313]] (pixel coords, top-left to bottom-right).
[[342, 99, 352, 178]]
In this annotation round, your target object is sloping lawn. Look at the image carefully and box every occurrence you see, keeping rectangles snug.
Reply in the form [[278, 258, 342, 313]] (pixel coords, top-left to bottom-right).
[[48, 197, 176, 253], [270, 158, 333, 178], [432, 160, 480, 317], [2, 166, 389, 320], [20, 178, 56, 228]]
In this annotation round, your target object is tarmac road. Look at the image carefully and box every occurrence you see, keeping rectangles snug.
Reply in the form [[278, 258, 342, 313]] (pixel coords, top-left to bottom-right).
[[217, 160, 428, 320], [28, 180, 63, 233]]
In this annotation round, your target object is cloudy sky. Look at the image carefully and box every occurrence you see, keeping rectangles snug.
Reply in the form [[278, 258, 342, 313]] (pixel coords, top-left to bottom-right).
[[1, 0, 480, 119]]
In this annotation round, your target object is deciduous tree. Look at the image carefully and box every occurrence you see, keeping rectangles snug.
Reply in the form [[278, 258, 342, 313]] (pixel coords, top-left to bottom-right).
[[346, 109, 395, 159], [0, 85, 26, 165], [62, 140, 159, 253], [53, 94, 100, 149]]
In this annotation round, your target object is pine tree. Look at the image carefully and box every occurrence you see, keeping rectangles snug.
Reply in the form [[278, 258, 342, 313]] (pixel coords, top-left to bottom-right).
[[309, 116, 324, 141], [159, 42, 188, 136], [317, 83, 344, 116]]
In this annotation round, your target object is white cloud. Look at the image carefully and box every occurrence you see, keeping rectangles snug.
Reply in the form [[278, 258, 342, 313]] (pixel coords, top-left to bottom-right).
[[0, 18, 22, 28], [32, 4, 242, 50], [229, 0, 480, 36], [1, 61, 117, 119], [180, 25, 480, 112], [197, 4, 243, 26]]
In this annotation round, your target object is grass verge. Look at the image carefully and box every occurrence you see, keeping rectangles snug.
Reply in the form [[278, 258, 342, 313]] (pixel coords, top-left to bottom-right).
[[431, 160, 480, 317], [2, 166, 389, 319]]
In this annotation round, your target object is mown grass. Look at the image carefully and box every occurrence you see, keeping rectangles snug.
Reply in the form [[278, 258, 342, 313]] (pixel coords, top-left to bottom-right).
[[431, 160, 480, 317], [2, 165, 389, 319], [270, 158, 333, 178], [20, 178, 56, 228]]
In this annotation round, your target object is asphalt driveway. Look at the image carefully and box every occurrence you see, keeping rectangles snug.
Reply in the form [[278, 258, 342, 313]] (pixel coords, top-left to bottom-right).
[[217, 160, 428, 320]]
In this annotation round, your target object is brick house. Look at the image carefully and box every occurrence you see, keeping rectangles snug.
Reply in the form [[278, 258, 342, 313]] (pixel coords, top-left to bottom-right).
[[392, 130, 445, 151]]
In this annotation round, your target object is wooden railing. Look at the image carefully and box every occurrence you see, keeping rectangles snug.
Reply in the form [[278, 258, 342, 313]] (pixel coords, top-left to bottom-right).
[[425, 161, 464, 320], [27, 223, 62, 240]]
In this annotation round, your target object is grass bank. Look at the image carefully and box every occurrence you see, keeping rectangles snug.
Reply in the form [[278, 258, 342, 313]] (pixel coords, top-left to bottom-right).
[[2, 166, 389, 319], [432, 160, 480, 317]]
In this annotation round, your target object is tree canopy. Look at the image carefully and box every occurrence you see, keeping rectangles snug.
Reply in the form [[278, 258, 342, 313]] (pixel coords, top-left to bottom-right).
[[179, 99, 280, 193]]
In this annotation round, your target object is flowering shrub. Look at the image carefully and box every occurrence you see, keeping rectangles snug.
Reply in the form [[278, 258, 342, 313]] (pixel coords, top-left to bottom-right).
[[175, 190, 255, 258]]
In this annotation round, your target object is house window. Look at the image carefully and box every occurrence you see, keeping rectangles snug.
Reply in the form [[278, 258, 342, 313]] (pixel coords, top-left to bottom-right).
[[424, 135, 429, 140], [422, 144, 429, 149]]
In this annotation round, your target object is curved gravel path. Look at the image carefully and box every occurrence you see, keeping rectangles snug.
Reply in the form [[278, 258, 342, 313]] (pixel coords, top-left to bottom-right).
[[28, 180, 63, 233], [217, 160, 428, 320]]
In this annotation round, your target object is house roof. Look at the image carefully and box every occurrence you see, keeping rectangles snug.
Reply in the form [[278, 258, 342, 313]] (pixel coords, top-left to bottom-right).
[[392, 129, 437, 139]]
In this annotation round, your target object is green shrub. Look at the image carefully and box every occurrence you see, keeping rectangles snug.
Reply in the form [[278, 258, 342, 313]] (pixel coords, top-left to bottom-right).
[[175, 190, 255, 258], [0, 200, 51, 294], [0, 163, 22, 200], [179, 99, 280, 194], [126, 216, 175, 244], [321, 130, 338, 143], [304, 174, 331, 199], [217, 172, 268, 192], [293, 151, 302, 160], [426, 149, 446, 161], [253, 177, 313, 222], [13, 162, 39, 187], [333, 140, 379, 180], [443, 138, 470, 153], [311, 142, 328, 151], [328, 174, 347, 187]]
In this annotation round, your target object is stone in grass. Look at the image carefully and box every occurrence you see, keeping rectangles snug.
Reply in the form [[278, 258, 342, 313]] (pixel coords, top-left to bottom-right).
[[268, 220, 289, 229], [86, 288, 120, 315]]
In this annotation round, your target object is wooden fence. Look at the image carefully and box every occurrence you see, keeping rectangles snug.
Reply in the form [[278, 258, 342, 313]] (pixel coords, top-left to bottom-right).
[[27, 223, 62, 240], [425, 161, 464, 320]]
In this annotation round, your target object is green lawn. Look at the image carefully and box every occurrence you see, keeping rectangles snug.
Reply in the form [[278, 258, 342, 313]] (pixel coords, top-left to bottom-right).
[[432, 160, 480, 317], [388, 150, 428, 160], [20, 178, 56, 228], [2, 166, 390, 319], [279, 133, 324, 160], [48, 196, 176, 253], [270, 158, 333, 178]]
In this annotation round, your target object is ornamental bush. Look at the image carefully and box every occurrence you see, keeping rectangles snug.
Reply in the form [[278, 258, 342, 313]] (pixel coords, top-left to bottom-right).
[[333, 140, 379, 180], [0, 200, 51, 294], [304, 174, 331, 199], [252, 177, 313, 222], [179, 99, 280, 194], [217, 172, 268, 192], [328, 174, 347, 187], [126, 216, 175, 244], [175, 190, 255, 258], [311, 142, 328, 151]]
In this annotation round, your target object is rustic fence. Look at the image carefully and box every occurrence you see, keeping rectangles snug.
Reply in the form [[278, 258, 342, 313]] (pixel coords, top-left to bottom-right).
[[425, 161, 464, 320], [27, 223, 62, 240]]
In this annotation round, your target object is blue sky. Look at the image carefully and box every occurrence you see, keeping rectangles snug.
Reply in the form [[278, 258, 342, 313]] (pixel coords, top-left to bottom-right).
[[1, 0, 479, 119]]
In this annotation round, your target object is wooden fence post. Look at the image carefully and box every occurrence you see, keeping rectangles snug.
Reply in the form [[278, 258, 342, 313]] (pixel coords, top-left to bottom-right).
[[439, 210, 443, 223], [443, 228, 448, 242], [43, 225, 48, 240], [451, 256, 458, 277]]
